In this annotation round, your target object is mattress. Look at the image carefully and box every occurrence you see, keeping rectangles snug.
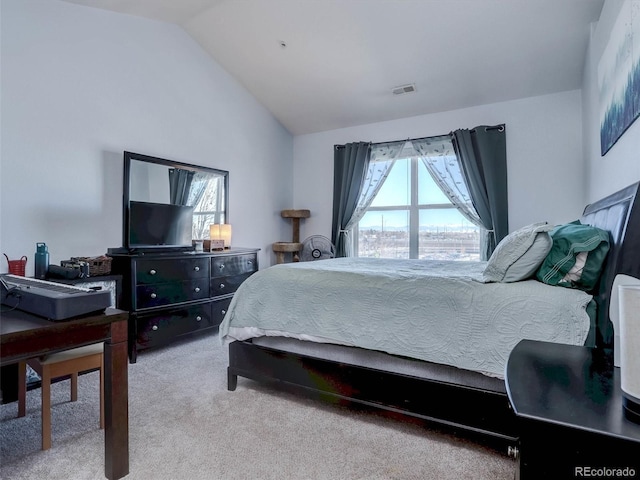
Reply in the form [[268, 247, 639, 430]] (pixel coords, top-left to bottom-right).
[[219, 257, 593, 378]]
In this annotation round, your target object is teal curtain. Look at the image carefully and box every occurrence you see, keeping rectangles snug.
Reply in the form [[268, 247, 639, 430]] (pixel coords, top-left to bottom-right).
[[168, 168, 195, 206], [332, 142, 371, 257], [451, 125, 508, 260]]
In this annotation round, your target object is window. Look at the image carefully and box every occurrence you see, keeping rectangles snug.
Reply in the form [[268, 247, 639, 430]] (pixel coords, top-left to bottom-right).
[[355, 146, 481, 261]]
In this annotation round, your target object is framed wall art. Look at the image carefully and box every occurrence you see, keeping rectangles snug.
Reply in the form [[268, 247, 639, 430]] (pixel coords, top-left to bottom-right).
[[598, 0, 640, 156]]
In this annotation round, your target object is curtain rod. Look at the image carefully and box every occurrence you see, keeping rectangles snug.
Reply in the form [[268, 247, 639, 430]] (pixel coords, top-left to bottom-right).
[[370, 133, 449, 147], [481, 124, 505, 132], [334, 124, 505, 149], [334, 133, 448, 149]]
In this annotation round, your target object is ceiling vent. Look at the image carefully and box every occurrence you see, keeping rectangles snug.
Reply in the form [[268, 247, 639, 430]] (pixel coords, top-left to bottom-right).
[[392, 84, 416, 96]]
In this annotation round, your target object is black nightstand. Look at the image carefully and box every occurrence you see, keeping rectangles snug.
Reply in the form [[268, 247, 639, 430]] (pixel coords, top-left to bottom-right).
[[506, 340, 640, 480]]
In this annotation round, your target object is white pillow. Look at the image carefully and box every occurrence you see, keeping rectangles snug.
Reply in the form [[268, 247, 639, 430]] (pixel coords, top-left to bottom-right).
[[483, 222, 554, 283]]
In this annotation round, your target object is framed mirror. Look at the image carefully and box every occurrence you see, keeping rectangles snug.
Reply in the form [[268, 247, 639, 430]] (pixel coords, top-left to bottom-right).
[[123, 151, 228, 250]]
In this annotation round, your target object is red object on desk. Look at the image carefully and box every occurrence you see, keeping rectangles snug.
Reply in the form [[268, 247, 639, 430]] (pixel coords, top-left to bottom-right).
[[4, 254, 27, 276]]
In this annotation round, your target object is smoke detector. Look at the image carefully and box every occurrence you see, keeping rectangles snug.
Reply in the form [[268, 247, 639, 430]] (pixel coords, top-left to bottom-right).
[[391, 84, 416, 96]]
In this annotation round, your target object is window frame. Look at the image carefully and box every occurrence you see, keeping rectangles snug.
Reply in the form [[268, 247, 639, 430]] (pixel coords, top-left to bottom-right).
[[353, 156, 478, 259]]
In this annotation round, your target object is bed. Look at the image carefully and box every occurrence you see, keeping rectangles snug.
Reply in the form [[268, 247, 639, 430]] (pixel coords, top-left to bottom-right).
[[221, 182, 640, 446]]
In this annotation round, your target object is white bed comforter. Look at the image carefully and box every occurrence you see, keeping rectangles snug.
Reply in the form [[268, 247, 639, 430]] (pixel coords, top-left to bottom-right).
[[219, 258, 593, 378]]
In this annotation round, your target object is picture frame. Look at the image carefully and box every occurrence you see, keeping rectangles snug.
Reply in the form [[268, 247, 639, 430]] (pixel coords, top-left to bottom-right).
[[598, 0, 640, 156]]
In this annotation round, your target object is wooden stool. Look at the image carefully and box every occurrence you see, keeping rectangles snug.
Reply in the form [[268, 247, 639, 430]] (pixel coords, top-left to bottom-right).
[[18, 343, 104, 450]]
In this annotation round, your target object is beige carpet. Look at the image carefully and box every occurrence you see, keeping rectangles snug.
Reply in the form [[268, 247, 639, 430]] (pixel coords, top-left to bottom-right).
[[0, 333, 516, 479]]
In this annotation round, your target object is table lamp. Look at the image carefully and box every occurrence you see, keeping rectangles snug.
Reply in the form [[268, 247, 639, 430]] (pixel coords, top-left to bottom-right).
[[210, 224, 232, 249], [618, 282, 640, 423]]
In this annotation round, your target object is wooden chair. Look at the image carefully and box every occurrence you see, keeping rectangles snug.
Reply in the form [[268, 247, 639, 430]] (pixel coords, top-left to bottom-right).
[[18, 343, 104, 450]]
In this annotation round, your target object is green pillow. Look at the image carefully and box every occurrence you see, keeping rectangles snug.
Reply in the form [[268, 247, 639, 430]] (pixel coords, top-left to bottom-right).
[[536, 221, 610, 291]]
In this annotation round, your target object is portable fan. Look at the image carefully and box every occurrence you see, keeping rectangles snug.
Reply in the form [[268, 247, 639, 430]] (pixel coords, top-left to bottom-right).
[[300, 235, 336, 261]]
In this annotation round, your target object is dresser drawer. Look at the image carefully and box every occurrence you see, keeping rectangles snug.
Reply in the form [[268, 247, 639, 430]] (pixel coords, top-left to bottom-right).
[[135, 303, 213, 349], [210, 273, 255, 297], [136, 279, 209, 309], [110, 248, 260, 362], [211, 296, 232, 327], [212, 254, 257, 278], [136, 257, 210, 284]]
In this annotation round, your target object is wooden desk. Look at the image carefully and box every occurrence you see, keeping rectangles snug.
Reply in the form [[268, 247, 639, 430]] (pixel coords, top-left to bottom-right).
[[1, 308, 130, 480], [506, 340, 640, 479]]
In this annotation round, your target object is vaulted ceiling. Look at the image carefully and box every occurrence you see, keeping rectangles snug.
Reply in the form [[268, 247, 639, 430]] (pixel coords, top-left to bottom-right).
[[62, 0, 605, 135]]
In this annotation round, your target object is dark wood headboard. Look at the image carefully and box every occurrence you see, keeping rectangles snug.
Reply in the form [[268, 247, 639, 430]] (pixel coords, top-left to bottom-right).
[[581, 181, 640, 349]]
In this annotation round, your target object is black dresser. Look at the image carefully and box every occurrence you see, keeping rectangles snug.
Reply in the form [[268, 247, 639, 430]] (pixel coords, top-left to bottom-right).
[[109, 248, 259, 362]]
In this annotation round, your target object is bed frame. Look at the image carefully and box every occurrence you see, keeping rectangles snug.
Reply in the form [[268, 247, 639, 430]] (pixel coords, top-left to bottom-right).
[[227, 182, 640, 447]]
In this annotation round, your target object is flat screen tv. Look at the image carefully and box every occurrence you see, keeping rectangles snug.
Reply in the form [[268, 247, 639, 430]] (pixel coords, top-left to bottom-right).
[[128, 201, 194, 249]]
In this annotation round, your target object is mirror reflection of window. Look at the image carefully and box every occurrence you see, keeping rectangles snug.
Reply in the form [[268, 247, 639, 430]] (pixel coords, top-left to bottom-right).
[[190, 173, 226, 240], [127, 158, 228, 242]]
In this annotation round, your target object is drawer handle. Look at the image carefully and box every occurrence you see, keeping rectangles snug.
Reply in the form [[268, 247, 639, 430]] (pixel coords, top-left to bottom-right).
[[194, 266, 200, 272], [219, 283, 225, 289], [196, 315, 202, 322], [221, 309, 227, 315], [194, 287, 201, 293], [150, 293, 157, 299], [218, 264, 225, 270], [152, 325, 158, 331], [149, 269, 157, 275], [247, 260, 253, 265]]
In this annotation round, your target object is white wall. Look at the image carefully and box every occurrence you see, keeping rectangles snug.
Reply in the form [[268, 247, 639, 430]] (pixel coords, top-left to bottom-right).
[[583, 0, 640, 203], [0, 0, 293, 273], [293, 90, 585, 240]]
